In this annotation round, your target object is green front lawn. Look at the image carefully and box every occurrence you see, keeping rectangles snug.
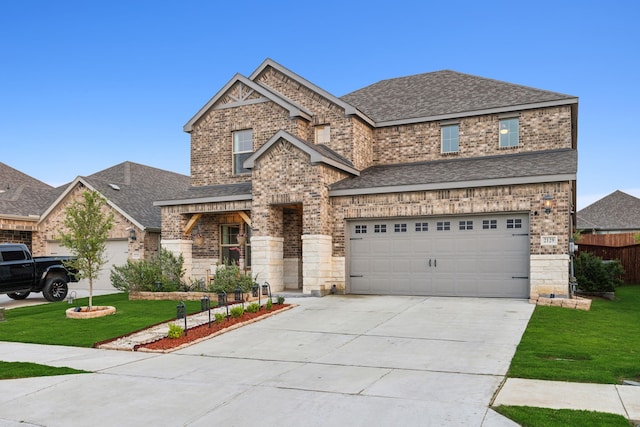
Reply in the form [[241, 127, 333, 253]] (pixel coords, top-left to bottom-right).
[[0, 293, 202, 347], [507, 284, 640, 384], [0, 361, 88, 380]]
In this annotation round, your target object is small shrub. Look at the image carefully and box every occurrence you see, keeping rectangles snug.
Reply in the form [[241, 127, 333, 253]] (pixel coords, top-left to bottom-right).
[[208, 263, 255, 294], [574, 251, 624, 292], [266, 298, 273, 311], [109, 248, 185, 292], [167, 323, 184, 339], [214, 312, 226, 323], [229, 306, 244, 318], [246, 303, 260, 313], [277, 296, 285, 305]]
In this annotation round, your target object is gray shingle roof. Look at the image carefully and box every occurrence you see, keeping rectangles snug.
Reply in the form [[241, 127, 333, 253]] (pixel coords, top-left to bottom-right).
[[576, 190, 640, 231], [0, 162, 53, 216], [82, 162, 190, 229], [340, 70, 576, 123], [330, 149, 577, 193]]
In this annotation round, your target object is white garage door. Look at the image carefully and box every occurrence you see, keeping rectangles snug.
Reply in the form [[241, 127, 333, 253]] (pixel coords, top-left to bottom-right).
[[47, 240, 129, 292], [348, 214, 530, 298]]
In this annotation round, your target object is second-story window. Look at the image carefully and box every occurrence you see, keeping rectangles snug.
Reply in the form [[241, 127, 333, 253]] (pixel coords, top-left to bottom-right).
[[315, 125, 330, 144], [499, 118, 519, 148], [233, 129, 253, 175], [441, 124, 459, 153]]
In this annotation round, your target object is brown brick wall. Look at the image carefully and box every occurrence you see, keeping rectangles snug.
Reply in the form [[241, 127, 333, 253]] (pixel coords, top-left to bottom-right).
[[190, 95, 298, 187], [371, 106, 573, 165], [254, 67, 374, 170], [0, 228, 33, 249], [251, 139, 349, 237]]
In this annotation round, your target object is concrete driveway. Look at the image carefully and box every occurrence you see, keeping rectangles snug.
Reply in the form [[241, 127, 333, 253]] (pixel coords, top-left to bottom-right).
[[0, 295, 534, 426]]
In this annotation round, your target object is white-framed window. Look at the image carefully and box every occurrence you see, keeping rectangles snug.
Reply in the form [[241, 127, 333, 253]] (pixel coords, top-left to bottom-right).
[[233, 129, 253, 175], [221, 224, 251, 267], [315, 125, 330, 144], [499, 118, 519, 148], [441, 124, 459, 153]]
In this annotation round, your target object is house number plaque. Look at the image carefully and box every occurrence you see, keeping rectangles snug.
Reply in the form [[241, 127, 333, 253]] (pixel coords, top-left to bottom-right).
[[541, 235, 558, 246]]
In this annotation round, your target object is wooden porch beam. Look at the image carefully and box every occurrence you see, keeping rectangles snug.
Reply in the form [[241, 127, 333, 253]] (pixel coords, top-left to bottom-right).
[[238, 211, 252, 228], [184, 213, 203, 235]]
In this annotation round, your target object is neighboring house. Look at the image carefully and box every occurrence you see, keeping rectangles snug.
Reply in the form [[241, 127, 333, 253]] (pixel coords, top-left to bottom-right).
[[0, 162, 55, 248], [156, 58, 578, 299], [577, 190, 640, 235], [576, 190, 640, 283], [1, 161, 190, 291]]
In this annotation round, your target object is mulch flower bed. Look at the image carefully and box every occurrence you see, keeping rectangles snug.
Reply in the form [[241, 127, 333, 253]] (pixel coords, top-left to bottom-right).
[[135, 304, 292, 352]]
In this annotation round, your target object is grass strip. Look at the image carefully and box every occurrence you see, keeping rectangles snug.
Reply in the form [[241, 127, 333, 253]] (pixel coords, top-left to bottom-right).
[[494, 405, 630, 427], [0, 361, 88, 380]]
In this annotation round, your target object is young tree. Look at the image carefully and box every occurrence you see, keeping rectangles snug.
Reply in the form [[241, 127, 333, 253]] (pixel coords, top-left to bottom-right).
[[59, 190, 114, 309]]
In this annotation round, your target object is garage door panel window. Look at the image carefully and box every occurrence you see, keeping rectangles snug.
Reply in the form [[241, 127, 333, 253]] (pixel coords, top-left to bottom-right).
[[374, 224, 387, 233], [355, 225, 367, 234], [415, 222, 428, 232], [394, 223, 407, 233], [482, 219, 497, 230], [459, 220, 473, 230], [507, 218, 523, 229], [436, 221, 451, 231]]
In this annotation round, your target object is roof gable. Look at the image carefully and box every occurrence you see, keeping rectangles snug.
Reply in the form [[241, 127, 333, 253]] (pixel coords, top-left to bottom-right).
[[577, 190, 640, 231], [341, 69, 578, 126], [40, 162, 190, 230], [249, 58, 374, 126], [244, 130, 359, 176], [184, 74, 312, 132]]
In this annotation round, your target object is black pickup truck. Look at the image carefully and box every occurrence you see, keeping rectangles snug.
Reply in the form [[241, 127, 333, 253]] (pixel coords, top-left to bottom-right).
[[0, 243, 78, 302]]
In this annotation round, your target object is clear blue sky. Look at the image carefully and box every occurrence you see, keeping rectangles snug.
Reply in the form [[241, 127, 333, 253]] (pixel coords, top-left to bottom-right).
[[1, 0, 638, 210]]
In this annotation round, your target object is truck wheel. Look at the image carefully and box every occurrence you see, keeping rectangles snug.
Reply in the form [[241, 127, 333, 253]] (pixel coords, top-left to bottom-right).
[[42, 276, 69, 302], [7, 292, 31, 300]]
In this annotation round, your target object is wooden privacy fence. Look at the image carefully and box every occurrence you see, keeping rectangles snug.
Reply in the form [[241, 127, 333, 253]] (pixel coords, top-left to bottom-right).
[[577, 240, 640, 284]]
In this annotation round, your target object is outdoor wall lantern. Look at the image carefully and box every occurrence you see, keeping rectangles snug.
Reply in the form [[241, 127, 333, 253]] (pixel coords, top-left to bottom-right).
[[128, 228, 137, 241], [543, 194, 553, 214], [194, 234, 204, 246]]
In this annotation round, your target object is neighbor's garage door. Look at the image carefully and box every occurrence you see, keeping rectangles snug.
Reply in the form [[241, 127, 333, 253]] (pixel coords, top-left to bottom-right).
[[349, 214, 530, 298], [47, 240, 129, 292]]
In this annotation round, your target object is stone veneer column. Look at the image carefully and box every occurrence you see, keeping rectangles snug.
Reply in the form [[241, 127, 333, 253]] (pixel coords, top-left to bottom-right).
[[302, 235, 333, 295], [251, 236, 284, 291], [530, 254, 570, 298], [161, 239, 193, 280]]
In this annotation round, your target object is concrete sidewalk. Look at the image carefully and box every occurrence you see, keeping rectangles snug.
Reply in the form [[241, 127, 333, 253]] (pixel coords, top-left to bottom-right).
[[493, 377, 640, 422]]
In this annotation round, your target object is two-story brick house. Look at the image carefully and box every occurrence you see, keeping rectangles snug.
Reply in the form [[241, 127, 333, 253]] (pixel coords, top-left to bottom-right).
[[156, 58, 578, 299]]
